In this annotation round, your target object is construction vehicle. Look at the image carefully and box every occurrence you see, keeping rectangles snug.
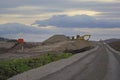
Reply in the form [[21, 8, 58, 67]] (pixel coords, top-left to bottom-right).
[[76, 34, 91, 41]]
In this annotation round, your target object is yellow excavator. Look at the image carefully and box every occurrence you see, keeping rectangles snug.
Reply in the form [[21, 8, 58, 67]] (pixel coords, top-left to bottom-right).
[[76, 34, 91, 41]]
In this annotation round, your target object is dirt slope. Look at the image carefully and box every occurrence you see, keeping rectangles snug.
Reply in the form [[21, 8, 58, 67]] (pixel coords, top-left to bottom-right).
[[42, 35, 70, 45], [109, 41, 120, 51], [105, 39, 120, 51]]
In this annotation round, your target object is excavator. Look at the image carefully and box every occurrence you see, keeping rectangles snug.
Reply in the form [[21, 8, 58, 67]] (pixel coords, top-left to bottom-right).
[[76, 34, 91, 41]]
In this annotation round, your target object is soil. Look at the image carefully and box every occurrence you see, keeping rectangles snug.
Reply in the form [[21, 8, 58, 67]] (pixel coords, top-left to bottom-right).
[[0, 35, 96, 60], [109, 41, 120, 51]]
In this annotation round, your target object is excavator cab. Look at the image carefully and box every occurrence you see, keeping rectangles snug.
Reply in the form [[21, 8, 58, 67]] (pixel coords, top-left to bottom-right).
[[76, 34, 91, 41]]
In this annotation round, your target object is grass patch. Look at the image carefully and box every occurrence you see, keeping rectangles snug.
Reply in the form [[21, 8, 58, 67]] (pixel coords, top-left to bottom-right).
[[0, 53, 72, 80]]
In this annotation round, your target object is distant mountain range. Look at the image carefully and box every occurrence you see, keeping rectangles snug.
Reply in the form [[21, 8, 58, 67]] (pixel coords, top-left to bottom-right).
[[104, 38, 120, 43], [0, 37, 17, 42], [0, 37, 9, 41]]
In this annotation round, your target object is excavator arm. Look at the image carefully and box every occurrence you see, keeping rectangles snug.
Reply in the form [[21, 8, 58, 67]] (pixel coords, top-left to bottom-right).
[[77, 34, 91, 41], [83, 34, 91, 41]]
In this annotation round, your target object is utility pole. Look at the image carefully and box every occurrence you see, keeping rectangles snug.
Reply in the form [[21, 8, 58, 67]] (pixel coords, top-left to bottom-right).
[[21, 43, 24, 52], [18, 38, 24, 52]]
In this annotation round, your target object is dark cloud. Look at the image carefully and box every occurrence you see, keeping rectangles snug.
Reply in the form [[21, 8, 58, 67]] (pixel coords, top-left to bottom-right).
[[0, 23, 86, 35], [0, 7, 63, 15], [0, 23, 51, 35], [0, 0, 119, 19], [0, 0, 119, 9], [0, 0, 67, 8], [0, 23, 120, 42], [33, 15, 120, 28], [0, 23, 87, 42], [0, 0, 120, 27], [96, 12, 120, 19]]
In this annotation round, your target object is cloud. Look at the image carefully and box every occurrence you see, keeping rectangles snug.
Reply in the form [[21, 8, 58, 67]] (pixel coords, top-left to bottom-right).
[[0, 0, 69, 8], [0, 0, 118, 8], [0, 23, 85, 36], [0, 23, 86, 41], [0, 23, 59, 41], [33, 15, 120, 28], [0, 23, 120, 42], [0, 0, 120, 41], [0, 0, 119, 17], [0, 0, 119, 25], [0, 23, 52, 35]]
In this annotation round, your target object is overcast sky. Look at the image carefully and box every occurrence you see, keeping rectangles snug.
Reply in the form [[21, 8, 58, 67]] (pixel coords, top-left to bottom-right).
[[0, 0, 120, 42]]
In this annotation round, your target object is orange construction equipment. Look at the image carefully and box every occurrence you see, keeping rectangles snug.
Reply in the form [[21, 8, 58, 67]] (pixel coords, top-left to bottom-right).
[[18, 38, 24, 43]]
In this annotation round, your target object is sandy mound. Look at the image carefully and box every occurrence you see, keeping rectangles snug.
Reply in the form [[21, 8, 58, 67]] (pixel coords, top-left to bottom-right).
[[52, 40, 95, 53], [42, 35, 69, 45]]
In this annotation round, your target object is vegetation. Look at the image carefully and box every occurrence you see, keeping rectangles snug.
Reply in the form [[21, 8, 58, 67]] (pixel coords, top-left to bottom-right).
[[0, 53, 72, 80]]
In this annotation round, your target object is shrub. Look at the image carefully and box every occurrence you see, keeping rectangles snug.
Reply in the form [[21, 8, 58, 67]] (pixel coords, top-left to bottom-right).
[[0, 53, 72, 80]]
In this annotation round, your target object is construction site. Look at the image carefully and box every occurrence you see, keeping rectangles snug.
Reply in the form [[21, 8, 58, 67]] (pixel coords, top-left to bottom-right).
[[0, 34, 95, 60], [0, 34, 120, 80]]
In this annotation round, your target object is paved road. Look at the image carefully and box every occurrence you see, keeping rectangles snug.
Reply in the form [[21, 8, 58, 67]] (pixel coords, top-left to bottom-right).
[[8, 42, 120, 80], [38, 42, 120, 80]]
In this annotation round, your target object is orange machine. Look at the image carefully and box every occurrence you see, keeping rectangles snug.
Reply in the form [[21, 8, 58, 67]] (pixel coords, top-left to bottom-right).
[[18, 38, 24, 43]]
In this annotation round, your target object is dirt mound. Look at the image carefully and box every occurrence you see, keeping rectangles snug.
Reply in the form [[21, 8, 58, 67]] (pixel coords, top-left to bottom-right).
[[0, 41, 39, 53], [0, 42, 16, 49], [42, 35, 69, 45], [52, 40, 94, 53], [9, 42, 39, 51]]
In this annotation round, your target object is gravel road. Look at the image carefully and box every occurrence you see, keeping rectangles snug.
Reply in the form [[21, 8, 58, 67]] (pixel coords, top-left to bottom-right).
[[8, 42, 120, 80]]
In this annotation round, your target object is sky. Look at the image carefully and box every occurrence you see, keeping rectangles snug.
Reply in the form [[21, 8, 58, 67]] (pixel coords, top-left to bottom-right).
[[0, 0, 120, 42]]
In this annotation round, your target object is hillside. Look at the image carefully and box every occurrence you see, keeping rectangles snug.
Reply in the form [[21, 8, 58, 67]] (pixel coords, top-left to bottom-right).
[[0, 37, 9, 41], [105, 39, 120, 51], [109, 41, 120, 51], [105, 38, 120, 43]]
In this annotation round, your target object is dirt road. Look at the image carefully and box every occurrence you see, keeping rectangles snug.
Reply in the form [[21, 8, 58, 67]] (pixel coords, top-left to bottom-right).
[[8, 42, 120, 80]]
